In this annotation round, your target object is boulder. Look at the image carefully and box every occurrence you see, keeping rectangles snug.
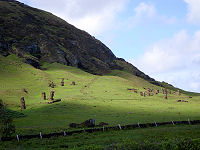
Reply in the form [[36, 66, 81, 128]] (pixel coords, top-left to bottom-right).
[[80, 119, 95, 127]]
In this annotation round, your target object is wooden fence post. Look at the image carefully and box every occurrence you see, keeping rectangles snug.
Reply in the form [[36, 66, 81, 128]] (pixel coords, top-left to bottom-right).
[[63, 131, 66, 136], [16, 135, 19, 142], [118, 124, 122, 130], [188, 118, 191, 125], [171, 120, 175, 125], [40, 132, 42, 139]]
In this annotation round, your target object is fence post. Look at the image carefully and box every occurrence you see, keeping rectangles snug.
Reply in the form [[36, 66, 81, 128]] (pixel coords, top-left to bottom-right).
[[154, 121, 157, 127], [63, 131, 66, 136], [40, 132, 42, 139], [103, 126, 104, 132], [188, 118, 191, 125], [118, 124, 122, 130], [171, 120, 175, 125], [16, 135, 19, 142], [138, 122, 140, 128]]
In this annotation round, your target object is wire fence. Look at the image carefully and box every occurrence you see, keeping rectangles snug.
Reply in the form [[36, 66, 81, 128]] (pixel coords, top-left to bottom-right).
[[2, 119, 200, 141]]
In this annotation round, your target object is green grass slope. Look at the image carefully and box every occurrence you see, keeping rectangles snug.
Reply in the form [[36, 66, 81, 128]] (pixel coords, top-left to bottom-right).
[[1, 125, 200, 149], [0, 55, 200, 136]]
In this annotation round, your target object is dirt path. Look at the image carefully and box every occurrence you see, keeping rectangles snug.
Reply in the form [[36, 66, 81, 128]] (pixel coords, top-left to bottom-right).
[[80, 76, 100, 94]]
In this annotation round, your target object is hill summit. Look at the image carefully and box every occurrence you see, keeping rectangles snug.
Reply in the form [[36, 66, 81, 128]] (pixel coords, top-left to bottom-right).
[[0, 0, 159, 85]]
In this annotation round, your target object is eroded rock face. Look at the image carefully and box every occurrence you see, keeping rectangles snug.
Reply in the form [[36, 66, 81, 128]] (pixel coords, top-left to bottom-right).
[[0, 35, 9, 56], [22, 58, 40, 68], [0, 0, 116, 74], [25, 43, 41, 58]]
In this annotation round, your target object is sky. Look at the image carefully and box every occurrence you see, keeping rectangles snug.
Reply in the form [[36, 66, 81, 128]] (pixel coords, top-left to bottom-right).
[[18, 0, 200, 92]]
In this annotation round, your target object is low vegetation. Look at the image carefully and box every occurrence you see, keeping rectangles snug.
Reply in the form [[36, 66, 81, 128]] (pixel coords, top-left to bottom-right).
[[0, 99, 15, 140]]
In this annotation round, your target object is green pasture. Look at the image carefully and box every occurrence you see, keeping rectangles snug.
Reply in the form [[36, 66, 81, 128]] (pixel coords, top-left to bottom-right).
[[1, 125, 200, 149], [0, 55, 200, 136]]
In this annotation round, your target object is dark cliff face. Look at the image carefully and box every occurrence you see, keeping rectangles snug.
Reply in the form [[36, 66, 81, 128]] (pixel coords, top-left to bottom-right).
[[0, 0, 116, 74], [0, 0, 160, 85]]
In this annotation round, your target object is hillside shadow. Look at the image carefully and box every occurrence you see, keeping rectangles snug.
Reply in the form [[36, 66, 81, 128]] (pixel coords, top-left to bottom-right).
[[13, 99, 200, 134]]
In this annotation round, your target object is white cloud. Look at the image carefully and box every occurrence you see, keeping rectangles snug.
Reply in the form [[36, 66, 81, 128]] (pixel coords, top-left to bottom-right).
[[134, 2, 156, 18], [127, 2, 176, 27], [127, 2, 156, 26], [132, 30, 200, 92], [185, 0, 200, 24], [19, 0, 129, 35]]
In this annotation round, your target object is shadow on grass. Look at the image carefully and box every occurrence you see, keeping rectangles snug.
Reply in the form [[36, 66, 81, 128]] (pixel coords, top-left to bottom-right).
[[5, 109, 25, 118], [13, 99, 200, 135]]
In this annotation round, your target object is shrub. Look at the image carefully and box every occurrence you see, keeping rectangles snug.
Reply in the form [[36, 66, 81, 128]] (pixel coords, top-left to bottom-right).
[[0, 99, 15, 140]]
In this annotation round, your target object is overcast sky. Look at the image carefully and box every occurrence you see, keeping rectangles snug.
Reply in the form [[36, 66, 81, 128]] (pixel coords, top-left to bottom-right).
[[19, 0, 200, 92]]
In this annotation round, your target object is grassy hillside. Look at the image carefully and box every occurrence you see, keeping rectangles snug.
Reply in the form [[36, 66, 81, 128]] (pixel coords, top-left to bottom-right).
[[2, 125, 200, 149], [0, 55, 200, 136]]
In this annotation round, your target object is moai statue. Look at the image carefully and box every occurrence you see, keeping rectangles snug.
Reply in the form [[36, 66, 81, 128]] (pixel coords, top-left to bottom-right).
[[49, 81, 55, 88], [22, 88, 28, 94], [51, 82, 55, 88], [61, 78, 64, 86], [42, 92, 46, 100], [177, 90, 181, 96], [49, 91, 55, 100], [163, 88, 167, 94], [20, 97, 26, 110], [168, 90, 171, 94], [143, 92, 146, 97], [164, 89, 167, 99], [162, 88, 164, 94], [155, 89, 159, 94], [72, 81, 76, 85]]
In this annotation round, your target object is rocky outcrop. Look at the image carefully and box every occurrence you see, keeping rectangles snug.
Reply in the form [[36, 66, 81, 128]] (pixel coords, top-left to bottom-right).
[[0, 0, 116, 74], [0, 35, 9, 56]]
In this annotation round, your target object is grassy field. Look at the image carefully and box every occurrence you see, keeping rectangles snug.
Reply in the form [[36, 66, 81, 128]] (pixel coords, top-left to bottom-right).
[[0, 55, 200, 148], [1, 125, 200, 149]]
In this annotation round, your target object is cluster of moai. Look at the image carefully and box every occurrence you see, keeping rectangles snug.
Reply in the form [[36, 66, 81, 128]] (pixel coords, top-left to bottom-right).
[[130, 87, 182, 100], [41, 91, 54, 100], [138, 87, 159, 97], [43, 78, 76, 101], [20, 78, 76, 110], [48, 79, 76, 88], [161, 88, 181, 99]]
